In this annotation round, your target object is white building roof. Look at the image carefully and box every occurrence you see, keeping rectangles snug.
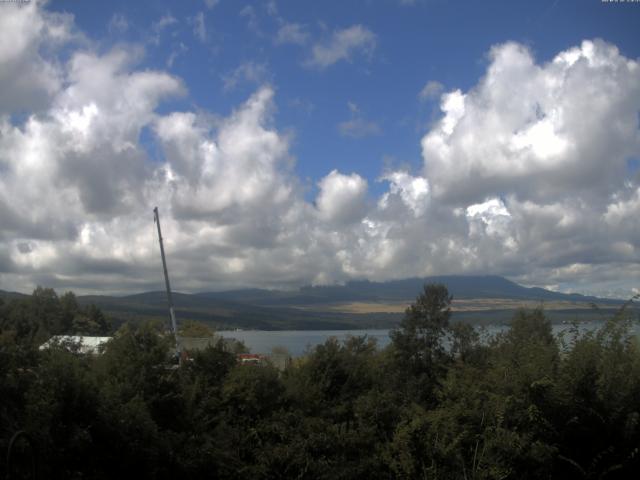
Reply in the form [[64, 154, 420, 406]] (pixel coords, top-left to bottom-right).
[[39, 335, 112, 355]]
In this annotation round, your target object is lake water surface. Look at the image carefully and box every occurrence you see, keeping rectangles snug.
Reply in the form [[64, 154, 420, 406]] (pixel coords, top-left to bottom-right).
[[218, 321, 639, 357]]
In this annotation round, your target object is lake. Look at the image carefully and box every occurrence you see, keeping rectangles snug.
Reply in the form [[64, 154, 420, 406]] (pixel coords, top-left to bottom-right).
[[217, 321, 639, 357]]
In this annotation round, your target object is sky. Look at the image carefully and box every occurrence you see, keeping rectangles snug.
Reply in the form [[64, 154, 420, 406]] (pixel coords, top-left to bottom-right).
[[0, 0, 639, 298]]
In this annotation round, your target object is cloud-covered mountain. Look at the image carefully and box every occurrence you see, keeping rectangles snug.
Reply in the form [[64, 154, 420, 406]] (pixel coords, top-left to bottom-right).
[[196, 275, 624, 306], [1, 274, 628, 330]]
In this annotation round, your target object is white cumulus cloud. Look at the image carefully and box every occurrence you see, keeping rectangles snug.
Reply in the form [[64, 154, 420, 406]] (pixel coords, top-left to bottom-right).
[[0, 2, 76, 113], [422, 40, 640, 206], [316, 170, 369, 226], [275, 23, 309, 45], [306, 25, 376, 69], [0, 1, 638, 299]]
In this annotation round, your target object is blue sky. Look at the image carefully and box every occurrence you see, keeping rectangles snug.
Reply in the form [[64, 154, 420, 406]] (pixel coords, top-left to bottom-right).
[[0, 0, 639, 297], [49, 0, 640, 194]]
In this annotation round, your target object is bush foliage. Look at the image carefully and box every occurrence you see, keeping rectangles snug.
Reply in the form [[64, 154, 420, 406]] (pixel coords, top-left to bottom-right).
[[1, 285, 639, 478]]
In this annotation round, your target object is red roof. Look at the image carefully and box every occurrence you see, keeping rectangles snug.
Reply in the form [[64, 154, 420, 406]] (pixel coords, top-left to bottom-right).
[[237, 353, 263, 359]]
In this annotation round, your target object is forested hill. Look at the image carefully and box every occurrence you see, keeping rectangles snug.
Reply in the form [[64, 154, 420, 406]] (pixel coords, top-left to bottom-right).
[[0, 289, 27, 300], [0, 276, 625, 331], [1, 275, 621, 306]]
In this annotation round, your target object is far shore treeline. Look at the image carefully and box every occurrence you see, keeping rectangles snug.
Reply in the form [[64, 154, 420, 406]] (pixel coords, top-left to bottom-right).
[[1, 284, 639, 478]]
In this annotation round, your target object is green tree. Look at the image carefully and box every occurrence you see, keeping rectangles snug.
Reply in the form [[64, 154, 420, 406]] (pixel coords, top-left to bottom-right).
[[554, 310, 640, 478], [59, 291, 79, 333], [179, 319, 214, 337], [390, 283, 453, 404], [29, 286, 73, 341]]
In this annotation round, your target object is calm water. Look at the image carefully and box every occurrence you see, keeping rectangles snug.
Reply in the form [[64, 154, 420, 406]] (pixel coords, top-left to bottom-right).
[[218, 329, 392, 356], [218, 321, 639, 357]]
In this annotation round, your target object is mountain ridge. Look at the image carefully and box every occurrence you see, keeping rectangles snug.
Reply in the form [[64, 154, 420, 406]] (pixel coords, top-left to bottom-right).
[[0, 275, 624, 304], [194, 275, 622, 305], [1, 276, 627, 331]]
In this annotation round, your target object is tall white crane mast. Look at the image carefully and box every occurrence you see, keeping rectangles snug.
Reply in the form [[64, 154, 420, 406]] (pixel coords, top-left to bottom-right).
[[153, 207, 180, 360]]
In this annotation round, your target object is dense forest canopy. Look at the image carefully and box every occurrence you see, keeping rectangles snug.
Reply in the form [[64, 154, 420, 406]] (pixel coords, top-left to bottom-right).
[[1, 285, 639, 479]]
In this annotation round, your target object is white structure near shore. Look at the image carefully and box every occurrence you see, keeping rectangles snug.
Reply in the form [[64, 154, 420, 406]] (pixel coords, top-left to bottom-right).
[[39, 336, 112, 355]]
